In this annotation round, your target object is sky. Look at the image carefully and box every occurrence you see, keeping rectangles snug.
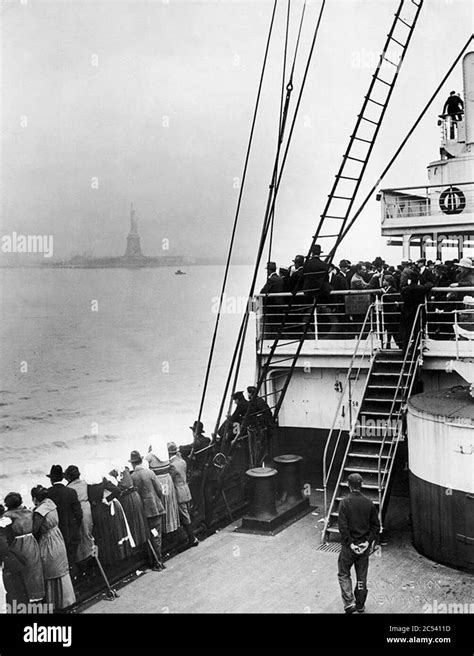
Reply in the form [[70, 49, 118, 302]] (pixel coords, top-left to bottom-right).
[[0, 0, 473, 264]]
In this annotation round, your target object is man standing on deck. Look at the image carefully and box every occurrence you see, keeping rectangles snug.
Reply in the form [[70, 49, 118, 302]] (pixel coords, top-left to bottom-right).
[[129, 450, 166, 571], [167, 442, 199, 547], [46, 465, 83, 573], [337, 473, 380, 613]]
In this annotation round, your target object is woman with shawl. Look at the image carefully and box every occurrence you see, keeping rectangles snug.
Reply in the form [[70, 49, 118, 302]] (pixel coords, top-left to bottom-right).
[[108, 462, 149, 548], [84, 464, 134, 568]]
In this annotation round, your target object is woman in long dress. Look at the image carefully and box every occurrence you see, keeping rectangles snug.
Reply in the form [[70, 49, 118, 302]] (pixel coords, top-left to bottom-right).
[[145, 437, 180, 534], [109, 465, 149, 548], [84, 465, 134, 568], [31, 486, 76, 611], [3, 492, 44, 602], [63, 465, 95, 564]]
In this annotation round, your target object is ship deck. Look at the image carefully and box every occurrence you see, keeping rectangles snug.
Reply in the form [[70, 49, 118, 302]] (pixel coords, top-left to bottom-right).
[[82, 491, 471, 615]]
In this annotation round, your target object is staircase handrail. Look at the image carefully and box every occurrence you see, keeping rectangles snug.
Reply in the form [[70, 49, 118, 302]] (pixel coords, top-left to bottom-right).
[[322, 303, 378, 527], [376, 302, 425, 517]]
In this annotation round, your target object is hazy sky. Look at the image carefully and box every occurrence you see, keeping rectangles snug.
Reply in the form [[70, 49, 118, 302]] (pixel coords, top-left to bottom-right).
[[1, 0, 473, 263]]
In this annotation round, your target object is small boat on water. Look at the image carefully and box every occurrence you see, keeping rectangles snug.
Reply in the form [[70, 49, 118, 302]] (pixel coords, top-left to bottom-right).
[[175, 269, 186, 275]]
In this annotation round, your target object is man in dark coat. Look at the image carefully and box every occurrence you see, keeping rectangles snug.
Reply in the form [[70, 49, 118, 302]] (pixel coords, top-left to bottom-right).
[[260, 261, 285, 295], [46, 465, 83, 570], [261, 262, 286, 337], [129, 451, 166, 570], [302, 244, 329, 299], [442, 91, 464, 121], [337, 473, 380, 613], [246, 386, 273, 428]]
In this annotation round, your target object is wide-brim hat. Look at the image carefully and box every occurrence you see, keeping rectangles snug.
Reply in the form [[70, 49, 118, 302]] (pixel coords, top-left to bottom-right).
[[46, 464, 64, 480], [456, 257, 474, 269], [266, 261, 277, 270], [129, 450, 142, 463]]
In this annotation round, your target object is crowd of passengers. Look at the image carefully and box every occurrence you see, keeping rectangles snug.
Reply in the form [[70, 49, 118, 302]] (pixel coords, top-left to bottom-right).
[[0, 436, 203, 613], [260, 245, 474, 349]]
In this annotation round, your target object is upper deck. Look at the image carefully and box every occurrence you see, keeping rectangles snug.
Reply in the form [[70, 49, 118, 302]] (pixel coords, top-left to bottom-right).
[[254, 288, 474, 366]]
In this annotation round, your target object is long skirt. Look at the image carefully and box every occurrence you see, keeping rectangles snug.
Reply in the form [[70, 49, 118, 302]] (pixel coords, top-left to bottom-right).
[[10, 535, 44, 601], [45, 573, 76, 610], [2, 551, 29, 606], [119, 489, 149, 547], [91, 499, 133, 567], [156, 473, 180, 534]]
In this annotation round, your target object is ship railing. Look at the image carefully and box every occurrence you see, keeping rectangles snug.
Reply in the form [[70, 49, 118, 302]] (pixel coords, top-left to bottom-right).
[[255, 289, 383, 345], [453, 308, 474, 358], [321, 303, 378, 523], [377, 303, 425, 527], [255, 286, 474, 351], [380, 181, 474, 222], [424, 287, 474, 344]]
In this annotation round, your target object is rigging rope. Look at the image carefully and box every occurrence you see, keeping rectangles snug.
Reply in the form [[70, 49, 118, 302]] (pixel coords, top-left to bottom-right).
[[333, 33, 474, 254], [267, 0, 291, 265], [213, 0, 326, 437], [196, 0, 278, 426]]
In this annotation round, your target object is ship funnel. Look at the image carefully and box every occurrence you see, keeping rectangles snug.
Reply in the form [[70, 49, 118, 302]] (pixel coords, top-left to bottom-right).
[[463, 52, 474, 145]]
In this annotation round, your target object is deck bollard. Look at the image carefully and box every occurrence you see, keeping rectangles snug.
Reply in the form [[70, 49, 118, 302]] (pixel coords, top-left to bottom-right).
[[245, 467, 278, 520], [273, 454, 303, 504]]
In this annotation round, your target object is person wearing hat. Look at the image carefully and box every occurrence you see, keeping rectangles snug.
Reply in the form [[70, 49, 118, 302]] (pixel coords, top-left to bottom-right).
[[181, 421, 211, 462], [442, 90, 464, 122], [64, 465, 95, 565], [337, 473, 380, 614], [302, 243, 331, 335], [416, 258, 435, 286], [146, 437, 180, 535], [167, 442, 199, 547], [129, 450, 166, 570], [46, 465, 83, 570], [287, 255, 305, 293], [260, 261, 285, 295], [452, 257, 474, 288]]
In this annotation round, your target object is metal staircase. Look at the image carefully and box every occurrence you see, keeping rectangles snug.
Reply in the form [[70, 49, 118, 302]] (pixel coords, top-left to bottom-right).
[[322, 304, 425, 542]]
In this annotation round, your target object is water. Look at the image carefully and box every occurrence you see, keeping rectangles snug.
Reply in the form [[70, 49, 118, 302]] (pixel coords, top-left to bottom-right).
[[0, 265, 256, 496]]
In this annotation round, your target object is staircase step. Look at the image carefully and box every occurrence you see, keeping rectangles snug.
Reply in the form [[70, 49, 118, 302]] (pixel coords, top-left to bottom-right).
[[345, 466, 388, 474], [351, 437, 394, 444], [336, 495, 380, 504], [348, 451, 389, 459], [340, 481, 380, 489]]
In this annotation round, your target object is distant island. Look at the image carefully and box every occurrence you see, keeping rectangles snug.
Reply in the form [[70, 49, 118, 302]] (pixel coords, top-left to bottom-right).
[[31, 205, 250, 268]]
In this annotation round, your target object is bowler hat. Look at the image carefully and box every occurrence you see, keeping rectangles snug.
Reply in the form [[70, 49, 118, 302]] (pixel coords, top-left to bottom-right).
[[292, 255, 305, 263], [129, 450, 142, 464], [46, 465, 64, 481], [189, 420, 204, 432]]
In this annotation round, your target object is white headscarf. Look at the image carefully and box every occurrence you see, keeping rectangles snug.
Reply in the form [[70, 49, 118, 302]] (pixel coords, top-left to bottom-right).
[[148, 435, 169, 463]]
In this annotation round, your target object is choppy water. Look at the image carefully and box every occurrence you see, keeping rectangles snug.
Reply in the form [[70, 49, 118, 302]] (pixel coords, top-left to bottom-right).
[[0, 265, 255, 496]]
